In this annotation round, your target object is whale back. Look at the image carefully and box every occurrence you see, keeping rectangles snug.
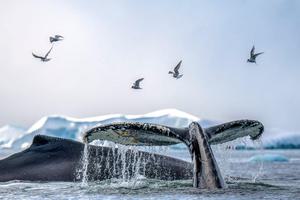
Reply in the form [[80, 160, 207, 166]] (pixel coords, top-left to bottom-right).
[[0, 135, 193, 182]]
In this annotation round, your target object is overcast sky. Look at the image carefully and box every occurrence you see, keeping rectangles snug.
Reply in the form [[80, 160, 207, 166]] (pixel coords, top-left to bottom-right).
[[0, 0, 300, 133]]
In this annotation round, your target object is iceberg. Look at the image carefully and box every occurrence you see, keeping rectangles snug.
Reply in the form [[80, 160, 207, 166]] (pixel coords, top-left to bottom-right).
[[248, 154, 289, 162], [0, 109, 216, 150], [236, 129, 300, 150], [1, 109, 300, 150], [0, 125, 26, 149], [263, 133, 300, 149]]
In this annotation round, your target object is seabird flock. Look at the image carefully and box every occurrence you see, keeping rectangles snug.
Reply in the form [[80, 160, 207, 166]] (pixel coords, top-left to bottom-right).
[[32, 36, 263, 89]]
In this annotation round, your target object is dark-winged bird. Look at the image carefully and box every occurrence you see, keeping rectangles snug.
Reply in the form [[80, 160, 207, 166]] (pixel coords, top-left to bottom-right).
[[169, 60, 183, 79], [32, 45, 53, 62], [50, 35, 64, 43], [247, 46, 264, 64], [131, 78, 144, 89]]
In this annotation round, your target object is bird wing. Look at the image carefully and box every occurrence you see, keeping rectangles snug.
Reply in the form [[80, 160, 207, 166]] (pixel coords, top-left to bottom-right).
[[134, 78, 144, 86], [45, 45, 53, 58], [250, 46, 255, 57], [254, 52, 264, 58], [49, 37, 55, 43], [32, 53, 43, 59], [55, 35, 64, 39], [174, 60, 182, 73]]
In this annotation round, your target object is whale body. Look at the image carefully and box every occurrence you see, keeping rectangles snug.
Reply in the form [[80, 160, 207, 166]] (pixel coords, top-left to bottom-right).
[[0, 135, 192, 182], [0, 120, 264, 189]]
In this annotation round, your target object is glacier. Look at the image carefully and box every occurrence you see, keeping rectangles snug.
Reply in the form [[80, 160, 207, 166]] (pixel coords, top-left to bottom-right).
[[0, 109, 299, 150]]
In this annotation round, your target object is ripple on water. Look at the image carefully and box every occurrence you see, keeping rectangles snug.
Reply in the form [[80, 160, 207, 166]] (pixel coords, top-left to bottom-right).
[[0, 179, 296, 200]]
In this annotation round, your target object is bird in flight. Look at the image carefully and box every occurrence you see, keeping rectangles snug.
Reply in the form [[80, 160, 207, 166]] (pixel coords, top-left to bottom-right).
[[32, 45, 53, 62], [169, 60, 183, 79], [50, 35, 64, 43], [131, 78, 144, 89], [247, 46, 264, 64]]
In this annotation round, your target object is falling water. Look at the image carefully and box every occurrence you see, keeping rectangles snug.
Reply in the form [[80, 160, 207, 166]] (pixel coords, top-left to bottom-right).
[[252, 138, 264, 182], [81, 143, 90, 186], [212, 135, 266, 184], [80, 140, 163, 187], [213, 138, 243, 181]]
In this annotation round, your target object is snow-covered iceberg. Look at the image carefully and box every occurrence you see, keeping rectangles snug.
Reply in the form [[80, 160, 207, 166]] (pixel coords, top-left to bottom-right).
[[236, 129, 300, 150], [0, 125, 26, 149], [263, 131, 300, 149], [248, 154, 289, 162], [0, 109, 216, 150], [1, 109, 300, 150]]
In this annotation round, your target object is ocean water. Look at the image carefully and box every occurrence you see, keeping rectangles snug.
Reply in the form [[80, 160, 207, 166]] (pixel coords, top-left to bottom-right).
[[0, 149, 299, 200]]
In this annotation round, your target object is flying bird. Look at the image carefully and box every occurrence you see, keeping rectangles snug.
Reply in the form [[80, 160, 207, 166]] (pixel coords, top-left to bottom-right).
[[247, 46, 264, 64], [50, 35, 64, 43], [131, 78, 144, 89], [169, 60, 183, 79], [32, 45, 53, 62]]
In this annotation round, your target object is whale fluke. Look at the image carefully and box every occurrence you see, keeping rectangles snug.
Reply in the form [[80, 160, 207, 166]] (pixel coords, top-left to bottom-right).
[[83, 122, 185, 145], [205, 120, 264, 144], [83, 120, 264, 189], [83, 120, 264, 146], [188, 122, 225, 189]]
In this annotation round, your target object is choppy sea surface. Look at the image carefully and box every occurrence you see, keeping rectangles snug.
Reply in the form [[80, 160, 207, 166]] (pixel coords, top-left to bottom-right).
[[0, 149, 299, 200]]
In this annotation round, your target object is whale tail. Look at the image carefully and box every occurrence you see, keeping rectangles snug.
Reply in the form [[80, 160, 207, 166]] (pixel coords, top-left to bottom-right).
[[83, 120, 264, 189], [188, 122, 225, 188]]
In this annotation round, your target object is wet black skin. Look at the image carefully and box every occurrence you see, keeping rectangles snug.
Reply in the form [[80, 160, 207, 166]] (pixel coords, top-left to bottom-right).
[[0, 135, 192, 182], [0, 120, 264, 190]]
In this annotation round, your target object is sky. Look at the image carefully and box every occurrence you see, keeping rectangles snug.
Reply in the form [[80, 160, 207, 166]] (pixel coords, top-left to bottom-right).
[[0, 0, 300, 133]]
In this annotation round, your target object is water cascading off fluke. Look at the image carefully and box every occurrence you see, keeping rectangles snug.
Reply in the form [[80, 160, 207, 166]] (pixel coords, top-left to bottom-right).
[[82, 120, 264, 189]]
